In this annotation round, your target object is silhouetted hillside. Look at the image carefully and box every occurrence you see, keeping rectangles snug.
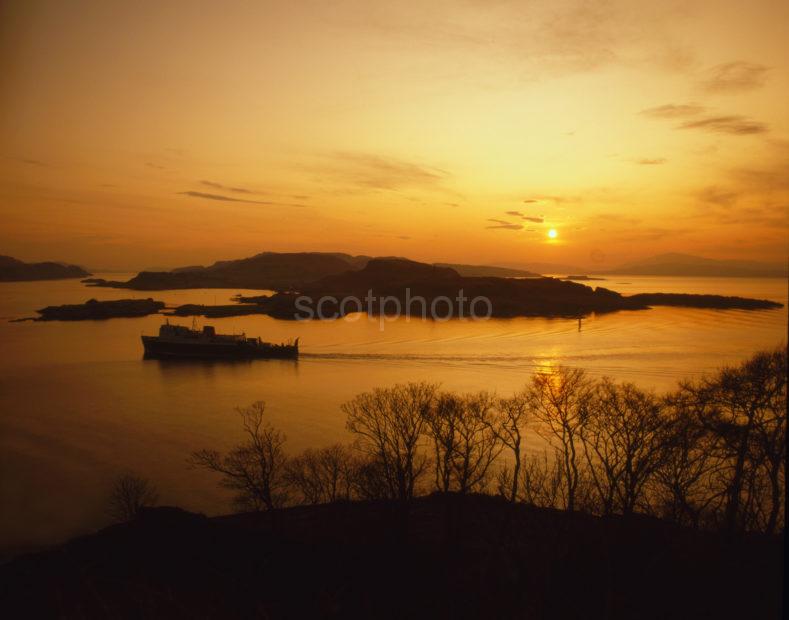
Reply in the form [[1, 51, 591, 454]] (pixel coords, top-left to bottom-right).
[[630, 292, 782, 310], [33, 298, 165, 321], [434, 263, 538, 278], [0, 255, 90, 281], [0, 495, 781, 619], [86, 252, 361, 290], [299, 258, 644, 317], [82, 252, 542, 291]]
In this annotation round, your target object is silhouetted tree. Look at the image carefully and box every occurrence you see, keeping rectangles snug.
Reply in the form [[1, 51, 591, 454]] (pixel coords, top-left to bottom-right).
[[651, 404, 721, 528], [285, 443, 356, 504], [528, 367, 593, 511], [424, 392, 463, 493], [581, 379, 666, 515], [424, 391, 503, 494], [191, 401, 289, 511], [517, 449, 565, 509], [427, 392, 503, 493], [748, 348, 786, 534], [348, 452, 395, 501], [107, 474, 159, 522], [494, 391, 530, 501], [343, 382, 437, 501], [677, 348, 787, 533]]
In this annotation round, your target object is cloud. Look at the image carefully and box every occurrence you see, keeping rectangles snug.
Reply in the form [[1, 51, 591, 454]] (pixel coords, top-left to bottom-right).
[[486, 218, 523, 230], [522, 199, 539, 203], [7, 157, 46, 166], [177, 191, 306, 207], [595, 213, 642, 225], [689, 154, 789, 229], [678, 115, 767, 135], [697, 186, 739, 207], [146, 162, 165, 170], [313, 152, 448, 191], [640, 103, 705, 118], [700, 61, 768, 93], [634, 157, 667, 165], [200, 180, 256, 194], [617, 227, 692, 242], [504, 210, 543, 222]]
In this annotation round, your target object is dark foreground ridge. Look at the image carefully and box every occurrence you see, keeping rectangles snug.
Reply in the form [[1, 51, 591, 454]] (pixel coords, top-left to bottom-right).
[[33, 298, 165, 321], [0, 255, 90, 282], [0, 494, 781, 619]]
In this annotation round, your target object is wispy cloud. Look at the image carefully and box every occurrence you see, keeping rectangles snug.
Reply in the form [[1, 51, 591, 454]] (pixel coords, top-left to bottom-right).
[[595, 213, 642, 225], [200, 180, 256, 194], [640, 103, 705, 119], [312, 152, 448, 191], [617, 227, 692, 242], [697, 186, 739, 207], [504, 210, 543, 222], [634, 157, 667, 165], [7, 156, 47, 166], [699, 61, 768, 94], [678, 115, 767, 135], [486, 218, 523, 230], [177, 191, 306, 207]]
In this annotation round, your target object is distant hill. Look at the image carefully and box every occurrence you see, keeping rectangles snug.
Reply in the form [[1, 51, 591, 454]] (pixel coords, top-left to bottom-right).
[[599, 253, 788, 278], [84, 252, 542, 291], [494, 261, 588, 276], [0, 255, 90, 282], [295, 258, 650, 317], [87, 252, 363, 290], [434, 263, 538, 278]]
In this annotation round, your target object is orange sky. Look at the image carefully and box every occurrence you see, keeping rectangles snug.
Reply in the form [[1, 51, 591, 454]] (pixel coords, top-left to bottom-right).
[[1, 0, 787, 271]]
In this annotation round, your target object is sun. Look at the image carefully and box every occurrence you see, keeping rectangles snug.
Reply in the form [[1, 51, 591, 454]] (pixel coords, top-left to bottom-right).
[[547, 228, 558, 239]]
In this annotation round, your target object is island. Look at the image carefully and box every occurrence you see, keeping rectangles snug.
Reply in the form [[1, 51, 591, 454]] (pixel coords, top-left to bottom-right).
[[164, 258, 782, 320], [0, 255, 90, 281], [561, 275, 606, 281], [25, 254, 782, 323], [32, 298, 165, 321], [628, 293, 783, 310]]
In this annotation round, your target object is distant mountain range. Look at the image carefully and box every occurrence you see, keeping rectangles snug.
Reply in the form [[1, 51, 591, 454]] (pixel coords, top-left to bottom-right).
[[499, 253, 787, 278], [495, 261, 588, 276], [83, 252, 538, 291], [6, 251, 781, 319], [0, 255, 91, 282], [8, 250, 784, 288], [434, 263, 537, 278], [595, 253, 788, 278]]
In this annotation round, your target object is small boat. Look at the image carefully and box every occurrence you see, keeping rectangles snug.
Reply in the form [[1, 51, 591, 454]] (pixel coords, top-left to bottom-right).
[[142, 321, 298, 360]]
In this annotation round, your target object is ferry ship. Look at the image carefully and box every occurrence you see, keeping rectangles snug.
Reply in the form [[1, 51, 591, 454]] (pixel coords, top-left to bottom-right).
[[141, 321, 299, 360]]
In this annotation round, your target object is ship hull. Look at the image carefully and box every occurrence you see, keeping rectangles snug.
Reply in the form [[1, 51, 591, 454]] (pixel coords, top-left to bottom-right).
[[141, 336, 298, 360]]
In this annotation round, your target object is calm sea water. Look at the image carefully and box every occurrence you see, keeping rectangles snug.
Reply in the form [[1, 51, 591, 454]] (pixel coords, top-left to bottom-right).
[[0, 274, 786, 551]]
